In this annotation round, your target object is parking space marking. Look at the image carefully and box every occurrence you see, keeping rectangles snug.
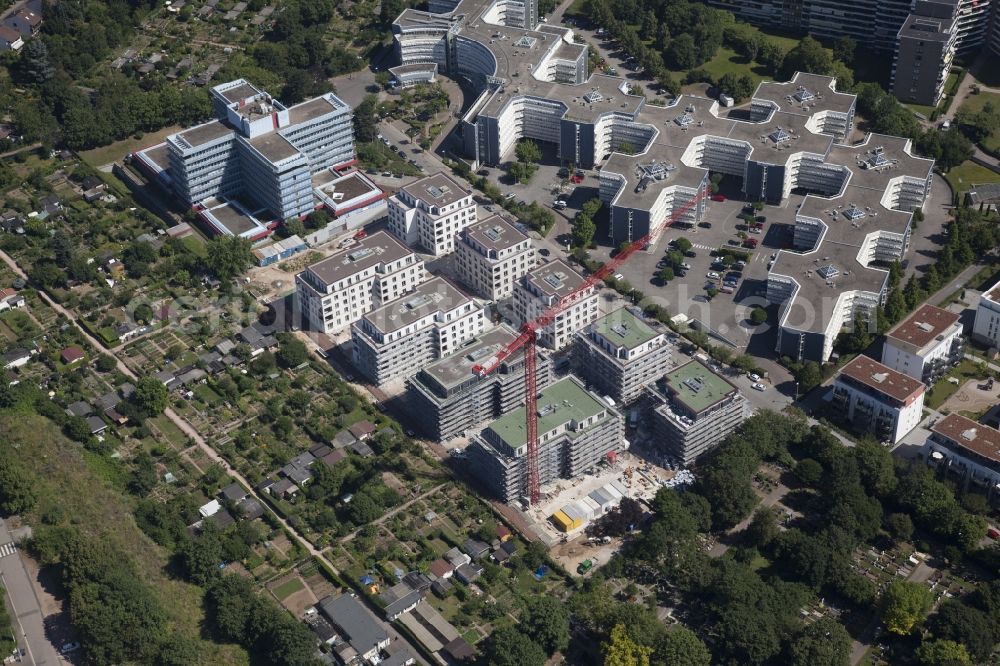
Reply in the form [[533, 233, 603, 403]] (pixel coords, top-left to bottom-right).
[[0, 541, 16, 558]]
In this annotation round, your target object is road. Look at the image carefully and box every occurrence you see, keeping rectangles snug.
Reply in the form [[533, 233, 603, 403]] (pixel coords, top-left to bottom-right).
[[0, 249, 426, 663], [0, 519, 61, 666]]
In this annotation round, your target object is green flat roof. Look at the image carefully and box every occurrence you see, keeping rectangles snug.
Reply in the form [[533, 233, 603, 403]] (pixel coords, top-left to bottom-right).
[[488, 377, 607, 450], [591, 308, 659, 350], [663, 360, 737, 416]]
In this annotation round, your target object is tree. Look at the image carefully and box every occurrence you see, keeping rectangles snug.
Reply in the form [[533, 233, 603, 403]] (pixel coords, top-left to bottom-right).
[[745, 506, 779, 547], [603, 624, 651, 666], [0, 458, 37, 515], [380, 0, 405, 24], [915, 639, 971, 666], [833, 36, 857, 65], [484, 625, 547, 666], [788, 618, 850, 666], [205, 236, 253, 283], [885, 513, 914, 543], [16, 39, 54, 84], [794, 458, 823, 486], [515, 139, 542, 165], [95, 355, 117, 373], [573, 216, 597, 248], [715, 603, 781, 665], [936, 130, 974, 172], [156, 632, 202, 666], [522, 597, 570, 655], [926, 600, 995, 662], [750, 308, 767, 325], [758, 41, 785, 74], [782, 37, 832, 77], [276, 333, 308, 368], [657, 625, 710, 666], [667, 34, 698, 70], [659, 267, 675, 282], [675, 237, 692, 254], [133, 377, 169, 417], [882, 580, 934, 635], [717, 72, 755, 102], [354, 95, 380, 143], [795, 361, 823, 393]]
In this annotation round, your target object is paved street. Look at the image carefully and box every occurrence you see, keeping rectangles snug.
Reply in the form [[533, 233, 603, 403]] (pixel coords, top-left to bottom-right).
[[0, 519, 61, 666]]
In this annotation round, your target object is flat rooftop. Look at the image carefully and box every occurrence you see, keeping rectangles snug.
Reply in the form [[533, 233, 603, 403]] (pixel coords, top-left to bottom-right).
[[400, 172, 471, 208], [248, 132, 301, 163], [305, 230, 412, 287], [932, 413, 1000, 464], [463, 215, 529, 252], [287, 94, 342, 125], [313, 170, 381, 201], [838, 354, 925, 403], [174, 120, 233, 149], [137, 142, 172, 171], [524, 259, 587, 299], [417, 324, 524, 393], [886, 304, 960, 349], [661, 360, 738, 416], [201, 200, 269, 236], [216, 80, 261, 104], [899, 13, 953, 41], [589, 307, 660, 350], [363, 276, 472, 335], [487, 376, 607, 449]]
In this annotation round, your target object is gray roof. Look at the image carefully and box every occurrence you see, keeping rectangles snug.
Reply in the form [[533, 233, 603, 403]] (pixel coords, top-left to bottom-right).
[[351, 441, 375, 458], [381, 650, 416, 666], [383, 589, 422, 618], [66, 400, 93, 417], [86, 415, 108, 433], [332, 430, 357, 449], [319, 595, 389, 653], [303, 231, 414, 289], [220, 482, 248, 503], [239, 499, 265, 519]]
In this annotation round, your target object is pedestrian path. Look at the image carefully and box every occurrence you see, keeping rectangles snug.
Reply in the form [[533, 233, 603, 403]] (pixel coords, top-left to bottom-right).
[[0, 541, 17, 558]]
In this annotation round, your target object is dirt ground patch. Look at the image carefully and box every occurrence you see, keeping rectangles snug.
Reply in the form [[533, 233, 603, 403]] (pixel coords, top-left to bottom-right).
[[940, 378, 1000, 417], [550, 534, 622, 577], [270, 575, 317, 617]]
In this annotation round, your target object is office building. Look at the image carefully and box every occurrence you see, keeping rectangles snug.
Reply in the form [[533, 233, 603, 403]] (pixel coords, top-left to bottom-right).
[[574, 307, 672, 405], [133, 79, 355, 238], [891, 0, 960, 107], [647, 360, 749, 465], [973, 282, 1000, 349], [925, 413, 1000, 493], [407, 325, 553, 440], [882, 303, 964, 382], [513, 260, 599, 351], [456, 216, 537, 300], [387, 172, 477, 256], [831, 355, 926, 444], [466, 376, 624, 503], [352, 277, 486, 385], [296, 231, 425, 335]]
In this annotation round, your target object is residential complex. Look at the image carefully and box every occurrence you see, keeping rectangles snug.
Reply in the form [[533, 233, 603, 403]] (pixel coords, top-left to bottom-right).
[[972, 282, 1000, 349], [513, 260, 599, 351], [466, 376, 625, 503], [831, 355, 926, 444], [133, 79, 356, 239], [407, 325, 553, 440], [574, 307, 673, 406], [389, 0, 935, 361], [647, 360, 749, 465], [387, 172, 477, 256], [890, 0, 960, 107], [351, 277, 486, 385], [455, 216, 536, 300], [881, 304, 964, 382], [925, 413, 1000, 492], [295, 231, 425, 335]]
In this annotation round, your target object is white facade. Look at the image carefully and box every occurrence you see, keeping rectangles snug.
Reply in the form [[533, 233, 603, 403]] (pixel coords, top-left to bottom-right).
[[295, 231, 425, 334], [455, 217, 536, 300], [882, 304, 964, 382], [973, 285, 1000, 350], [831, 355, 926, 444], [387, 172, 477, 256], [513, 261, 599, 351]]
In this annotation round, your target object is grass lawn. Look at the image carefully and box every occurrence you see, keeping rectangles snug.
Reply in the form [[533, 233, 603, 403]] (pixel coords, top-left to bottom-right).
[[925, 358, 986, 410], [565, 0, 589, 17], [943, 161, 1000, 195], [150, 414, 191, 448], [272, 577, 305, 600], [956, 90, 1000, 153], [0, 414, 249, 665], [78, 124, 183, 168], [193, 384, 223, 406]]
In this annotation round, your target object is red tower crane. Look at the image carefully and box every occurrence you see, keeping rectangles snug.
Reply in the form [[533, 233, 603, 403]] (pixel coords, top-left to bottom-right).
[[471, 186, 710, 505]]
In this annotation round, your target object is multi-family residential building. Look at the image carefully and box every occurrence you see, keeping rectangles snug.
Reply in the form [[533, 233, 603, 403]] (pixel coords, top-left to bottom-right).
[[881, 304, 964, 382], [466, 376, 624, 503], [407, 325, 553, 440], [647, 360, 749, 465], [387, 172, 477, 256], [3, 8, 41, 36], [891, 0, 960, 107], [574, 307, 672, 406], [295, 231, 425, 335], [972, 282, 1000, 349], [352, 277, 486, 385], [831, 355, 926, 444], [455, 216, 536, 300], [925, 413, 1000, 493], [513, 260, 599, 351], [132, 79, 355, 239]]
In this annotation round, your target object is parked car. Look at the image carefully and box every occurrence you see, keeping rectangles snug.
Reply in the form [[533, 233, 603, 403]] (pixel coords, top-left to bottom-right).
[[711, 194, 726, 202], [353, 230, 368, 241], [748, 373, 761, 382], [752, 382, 766, 391], [61, 643, 81, 654], [706, 271, 720, 279]]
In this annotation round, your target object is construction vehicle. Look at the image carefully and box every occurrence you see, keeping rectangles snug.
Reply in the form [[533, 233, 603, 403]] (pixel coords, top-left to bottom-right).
[[577, 559, 594, 575]]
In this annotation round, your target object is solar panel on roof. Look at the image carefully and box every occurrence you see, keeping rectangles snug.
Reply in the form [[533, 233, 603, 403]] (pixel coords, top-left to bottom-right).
[[348, 248, 374, 262], [544, 274, 564, 289]]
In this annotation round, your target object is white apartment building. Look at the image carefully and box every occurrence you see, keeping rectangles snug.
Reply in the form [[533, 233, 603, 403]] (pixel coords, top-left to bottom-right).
[[387, 172, 477, 256], [455, 216, 536, 300], [513, 260, 599, 351], [575, 307, 673, 405], [352, 277, 486, 385], [882, 304, 964, 382], [830, 355, 926, 444], [973, 282, 1000, 350], [295, 231, 425, 335], [925, 413, 1000, 494]]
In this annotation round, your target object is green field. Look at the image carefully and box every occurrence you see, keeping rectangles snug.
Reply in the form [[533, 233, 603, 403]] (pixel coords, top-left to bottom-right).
[[272, 577, 305, 600], [957, 90, 1000, 153], [78, 124, 183, 168], [665, 32, 814, 91], [943, 160, 1000, 196], [925, 359, 985, 410]]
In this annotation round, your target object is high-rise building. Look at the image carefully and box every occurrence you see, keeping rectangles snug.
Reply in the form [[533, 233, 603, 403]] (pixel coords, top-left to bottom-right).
[[455, 216, 537, 301], [295, 231, 425, 335], [513, 260, 600, 351], [466, 376, 624, 503], [891, 0, 960, 107], [387, 172, 478, 256]]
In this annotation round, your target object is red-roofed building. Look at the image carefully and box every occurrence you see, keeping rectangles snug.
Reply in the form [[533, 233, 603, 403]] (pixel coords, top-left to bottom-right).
[[0, 288, 25, 312], [61, 346, 85, 365], [832, 355, 925, 444], [428, 558, 454, 579], [882, 304, 964, 382], [927, 413, 1000, 491], [349, 420, 376, 441]]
